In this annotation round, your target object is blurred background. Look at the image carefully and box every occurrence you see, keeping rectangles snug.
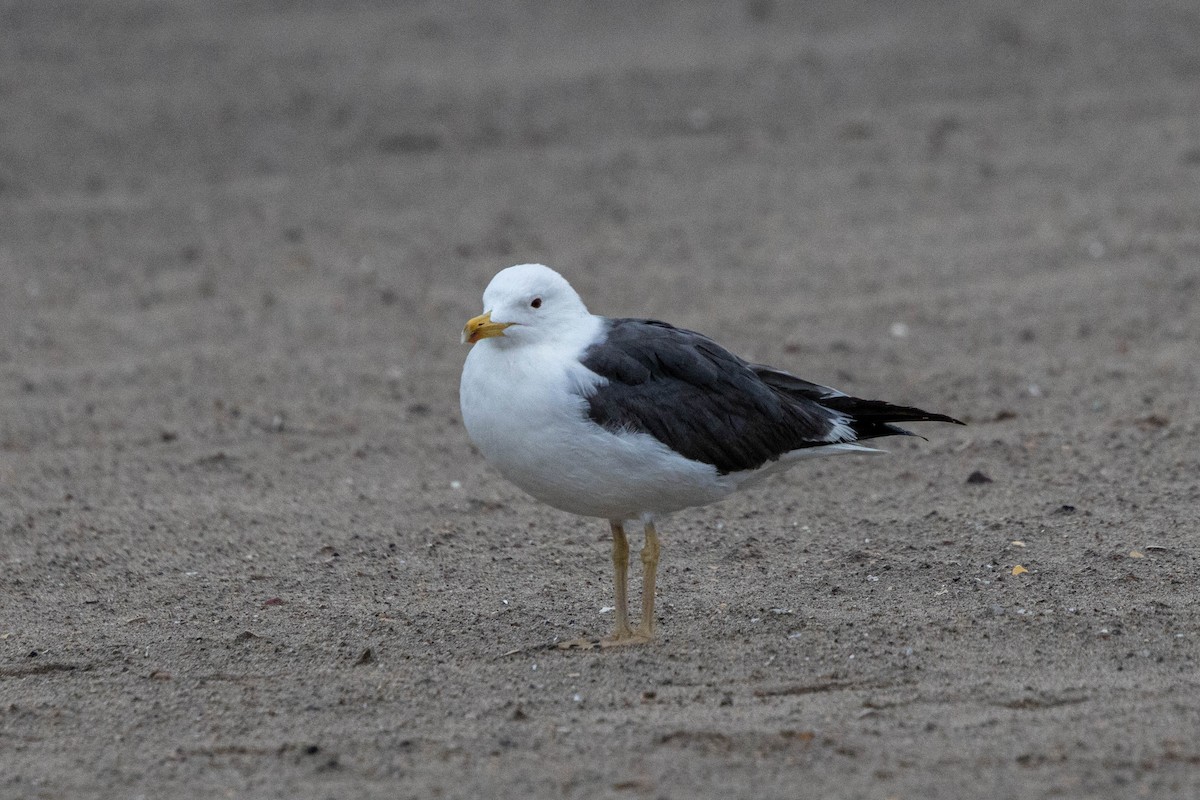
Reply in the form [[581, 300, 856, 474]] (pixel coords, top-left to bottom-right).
[[5, 1, 1196, 395], [2, 1, 1198, 796]]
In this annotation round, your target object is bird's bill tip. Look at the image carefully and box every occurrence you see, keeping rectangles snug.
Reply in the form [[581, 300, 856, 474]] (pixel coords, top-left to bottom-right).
[[462, 311, 513, 344]]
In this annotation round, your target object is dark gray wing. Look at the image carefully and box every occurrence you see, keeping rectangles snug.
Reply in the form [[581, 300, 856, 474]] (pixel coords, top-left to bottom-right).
[[579, 319, 849, 474], [579, 318, 962, 475], [751, 364, 963, 442]]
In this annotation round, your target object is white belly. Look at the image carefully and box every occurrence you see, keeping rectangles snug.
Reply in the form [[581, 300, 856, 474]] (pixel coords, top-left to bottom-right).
[[460, 339, 732, 520]]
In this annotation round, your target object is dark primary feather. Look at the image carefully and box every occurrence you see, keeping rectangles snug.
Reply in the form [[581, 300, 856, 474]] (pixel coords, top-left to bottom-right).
[[579, 318, 962, 475], [751, 366, 962, 440]]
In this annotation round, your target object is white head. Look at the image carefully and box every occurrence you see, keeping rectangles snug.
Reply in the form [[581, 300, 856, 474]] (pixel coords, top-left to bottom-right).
[[462, 264, 591, 347]]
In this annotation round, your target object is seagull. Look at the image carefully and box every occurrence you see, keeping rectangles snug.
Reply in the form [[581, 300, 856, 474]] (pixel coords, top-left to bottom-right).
[[459, 263, 962, 648]]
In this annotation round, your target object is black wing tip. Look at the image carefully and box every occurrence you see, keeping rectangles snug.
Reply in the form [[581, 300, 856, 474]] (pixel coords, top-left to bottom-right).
[[922, 412, 966, 426], [845, 408, 963, 443], [872, 407, 965, 427], [879, 412, 965, 426], [883, 424, 923, 441]]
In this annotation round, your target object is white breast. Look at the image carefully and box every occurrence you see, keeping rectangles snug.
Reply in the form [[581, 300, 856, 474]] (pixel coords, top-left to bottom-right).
[[459, 325, 732, 520]]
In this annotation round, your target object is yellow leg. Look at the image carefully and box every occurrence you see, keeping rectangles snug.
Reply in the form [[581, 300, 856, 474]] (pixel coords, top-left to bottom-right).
[[557, 520, 658, 650], [609, 521, 634, 639], [637, 521, 660, 639]]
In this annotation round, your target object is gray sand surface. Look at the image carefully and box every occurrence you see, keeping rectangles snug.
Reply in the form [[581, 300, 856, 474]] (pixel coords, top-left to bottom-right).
[[3, 1, 1199, 797]]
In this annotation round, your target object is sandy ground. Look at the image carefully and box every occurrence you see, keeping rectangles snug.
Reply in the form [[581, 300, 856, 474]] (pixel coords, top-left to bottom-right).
[[3, 1, 1200, 797]]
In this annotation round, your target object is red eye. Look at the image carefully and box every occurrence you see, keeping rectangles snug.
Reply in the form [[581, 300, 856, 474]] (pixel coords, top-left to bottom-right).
[[530, 297, 542, 309]]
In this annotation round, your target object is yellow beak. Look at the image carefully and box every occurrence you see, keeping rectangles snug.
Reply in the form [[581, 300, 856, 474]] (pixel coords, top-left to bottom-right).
[[462, 311, 514, 344]]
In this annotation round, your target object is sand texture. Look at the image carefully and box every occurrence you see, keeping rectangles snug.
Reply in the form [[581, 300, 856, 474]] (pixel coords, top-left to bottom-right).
[[2, 1, 1199, 797]]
